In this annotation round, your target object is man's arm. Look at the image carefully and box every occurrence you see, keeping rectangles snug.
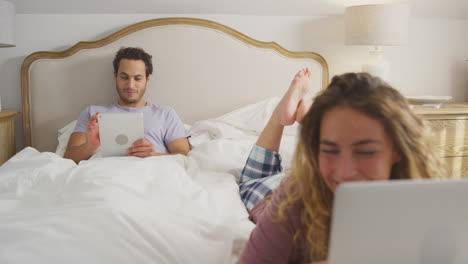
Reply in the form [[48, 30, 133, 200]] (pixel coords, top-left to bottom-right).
[[63, 113, 100, 163], [63, 132, 98, 163], [166, 137, 190, 155]]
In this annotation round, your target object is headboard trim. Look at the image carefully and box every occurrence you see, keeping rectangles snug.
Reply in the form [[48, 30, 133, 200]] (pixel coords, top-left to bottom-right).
[[21, 17, 329, 148]]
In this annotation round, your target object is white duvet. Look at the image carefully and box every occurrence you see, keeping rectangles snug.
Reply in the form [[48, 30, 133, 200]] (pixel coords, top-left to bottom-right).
[[0, 97, 298, 264]]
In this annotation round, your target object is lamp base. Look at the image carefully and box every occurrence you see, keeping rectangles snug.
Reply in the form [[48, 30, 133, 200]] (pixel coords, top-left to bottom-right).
[[362, 48, 390, 82]]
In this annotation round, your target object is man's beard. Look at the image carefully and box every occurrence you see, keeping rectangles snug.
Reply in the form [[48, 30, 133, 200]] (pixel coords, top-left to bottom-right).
[[117, 86, 146, 104]]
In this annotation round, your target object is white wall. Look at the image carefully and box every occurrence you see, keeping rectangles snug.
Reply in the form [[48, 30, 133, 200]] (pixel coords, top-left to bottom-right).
[[1, 14, 467, 151]]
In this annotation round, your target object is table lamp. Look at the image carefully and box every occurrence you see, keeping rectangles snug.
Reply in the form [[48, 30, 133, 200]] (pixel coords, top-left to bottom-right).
[[345, 3, 409, 81], [0, 0, 15, 111], [0, 0, 15, 48]]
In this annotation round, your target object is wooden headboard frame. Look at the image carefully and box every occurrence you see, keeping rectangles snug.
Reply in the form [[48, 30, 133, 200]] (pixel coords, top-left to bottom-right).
[[21, 17, 329, 152]]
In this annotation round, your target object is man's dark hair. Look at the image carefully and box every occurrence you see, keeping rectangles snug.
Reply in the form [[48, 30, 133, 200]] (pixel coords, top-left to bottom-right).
[[113, 47, 153, 77]]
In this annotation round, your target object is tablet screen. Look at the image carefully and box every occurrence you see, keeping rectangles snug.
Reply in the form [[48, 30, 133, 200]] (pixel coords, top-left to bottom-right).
[[98, 112, 144, 157]]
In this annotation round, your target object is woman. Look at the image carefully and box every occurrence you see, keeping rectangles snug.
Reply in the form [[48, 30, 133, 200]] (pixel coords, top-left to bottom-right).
[[237, 70, 444, 263]]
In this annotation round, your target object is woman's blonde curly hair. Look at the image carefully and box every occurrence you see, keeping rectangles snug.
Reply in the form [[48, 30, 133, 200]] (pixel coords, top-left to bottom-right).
[[276, 72, 445, 260]]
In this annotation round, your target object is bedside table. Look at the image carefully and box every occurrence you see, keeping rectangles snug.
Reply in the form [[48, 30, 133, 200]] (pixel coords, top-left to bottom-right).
[[0, 109, 20, 165], [413, 103, 468, 178]]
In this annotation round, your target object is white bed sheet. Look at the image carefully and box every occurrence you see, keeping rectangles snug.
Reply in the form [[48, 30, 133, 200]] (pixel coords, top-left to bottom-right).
[[0, 97, 299, 264]]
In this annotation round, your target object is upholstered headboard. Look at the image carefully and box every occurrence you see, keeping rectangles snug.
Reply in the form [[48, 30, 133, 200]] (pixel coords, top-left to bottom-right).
[[21, 17, 329, 152]]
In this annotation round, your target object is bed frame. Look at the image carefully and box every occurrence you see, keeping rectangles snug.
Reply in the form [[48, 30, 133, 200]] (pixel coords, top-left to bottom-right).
[[21, 17, 329, 152]]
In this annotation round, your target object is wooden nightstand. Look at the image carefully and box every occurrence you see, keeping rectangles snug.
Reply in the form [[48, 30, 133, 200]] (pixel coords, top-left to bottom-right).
[[414, 103, 468, 178], [0, 109, 20, 165]]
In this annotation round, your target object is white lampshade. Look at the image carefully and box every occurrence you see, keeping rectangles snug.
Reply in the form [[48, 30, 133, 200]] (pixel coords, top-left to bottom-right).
[[345, 4, 409, 46], [0, 0, 15, 47], [345, 3, 409, 82]]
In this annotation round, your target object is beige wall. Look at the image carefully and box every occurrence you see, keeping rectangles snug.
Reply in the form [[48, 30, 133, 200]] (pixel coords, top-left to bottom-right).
[[0, 14, 467, 152]]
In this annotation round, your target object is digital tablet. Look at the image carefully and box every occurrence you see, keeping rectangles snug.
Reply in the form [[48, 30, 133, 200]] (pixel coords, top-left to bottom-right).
[[329, 179, 468, 264], [97, 112, 144, 157]]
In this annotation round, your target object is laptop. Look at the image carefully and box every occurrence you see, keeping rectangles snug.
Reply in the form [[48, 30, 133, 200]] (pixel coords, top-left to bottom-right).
[[98, 112, 144, 157], [328, 179, 468, 264]]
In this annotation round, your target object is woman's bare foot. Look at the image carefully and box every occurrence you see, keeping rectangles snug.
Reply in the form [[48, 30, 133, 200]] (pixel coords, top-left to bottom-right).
[[274, 68, 312, 126]]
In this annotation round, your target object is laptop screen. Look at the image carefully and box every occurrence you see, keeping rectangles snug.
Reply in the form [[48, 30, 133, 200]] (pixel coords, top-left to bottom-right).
[[328, 179, 468, 264]]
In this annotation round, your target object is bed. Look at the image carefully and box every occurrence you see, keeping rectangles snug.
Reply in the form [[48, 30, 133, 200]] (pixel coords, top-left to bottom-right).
[[1, 17, 328, 263]]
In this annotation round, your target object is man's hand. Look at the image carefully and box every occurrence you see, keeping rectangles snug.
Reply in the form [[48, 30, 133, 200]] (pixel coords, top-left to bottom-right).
[[64, 112, 101, 164], [127, 137, 160, 158], [87, 113, 101, 148]]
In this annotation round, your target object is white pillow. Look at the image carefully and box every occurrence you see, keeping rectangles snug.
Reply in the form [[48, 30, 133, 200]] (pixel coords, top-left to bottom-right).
[[214, 97, 300, 136], [188, 97, 301, 151]]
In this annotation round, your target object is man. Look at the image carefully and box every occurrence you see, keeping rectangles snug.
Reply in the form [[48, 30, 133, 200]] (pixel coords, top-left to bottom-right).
[[64, 47, 190, 163]]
